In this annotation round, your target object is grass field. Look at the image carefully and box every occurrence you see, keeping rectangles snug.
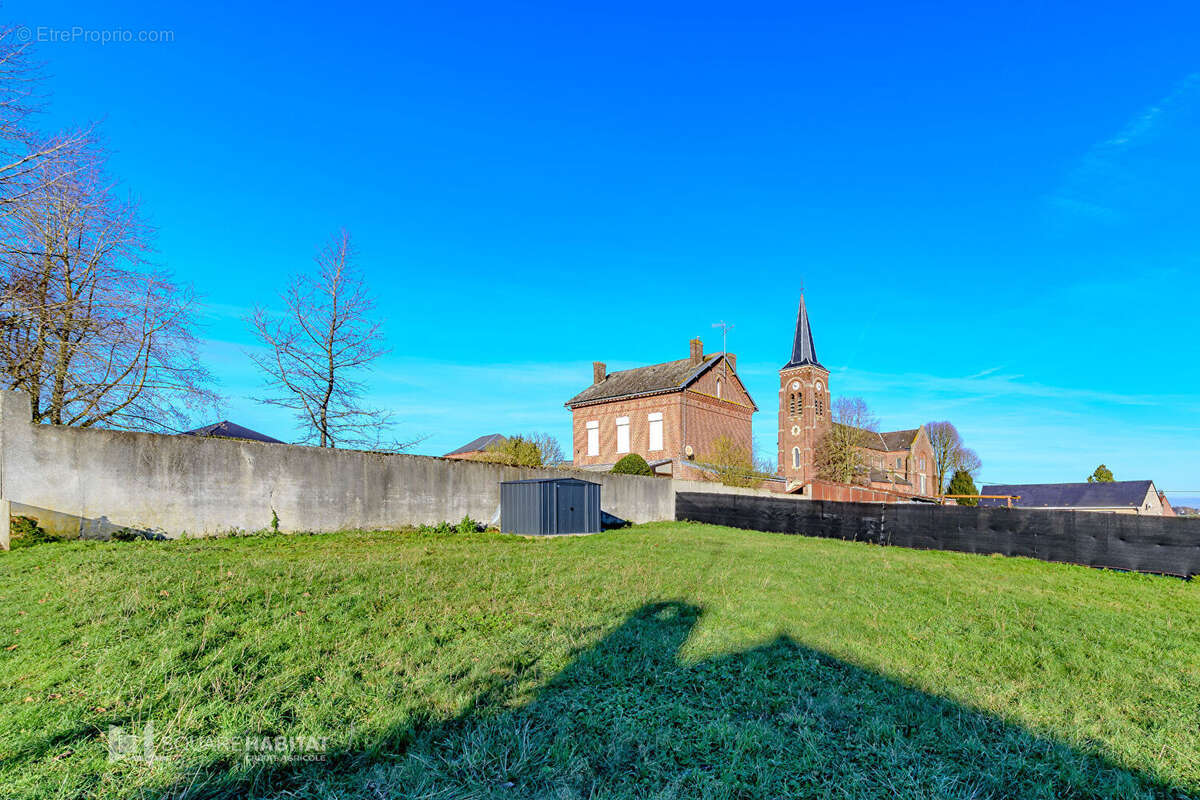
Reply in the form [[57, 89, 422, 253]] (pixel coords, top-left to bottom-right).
[[1, 522, 1197, 799]]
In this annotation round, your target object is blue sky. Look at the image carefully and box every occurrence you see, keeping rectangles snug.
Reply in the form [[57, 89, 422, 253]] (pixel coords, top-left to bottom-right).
[[11, 1, 1200, 504]]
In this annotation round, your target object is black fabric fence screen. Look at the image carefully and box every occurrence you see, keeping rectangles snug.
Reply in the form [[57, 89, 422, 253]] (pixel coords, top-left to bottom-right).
[[675, 492, 1200, 578]]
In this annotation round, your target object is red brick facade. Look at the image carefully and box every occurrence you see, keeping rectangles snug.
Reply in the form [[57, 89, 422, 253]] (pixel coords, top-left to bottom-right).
[[808, 479, 911, 503]]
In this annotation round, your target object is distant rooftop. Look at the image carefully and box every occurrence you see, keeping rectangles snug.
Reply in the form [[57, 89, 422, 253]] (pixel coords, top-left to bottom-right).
[[979, 480, 1155, 509], [444, 433, 506, 457], [181, 421, 283, 444]]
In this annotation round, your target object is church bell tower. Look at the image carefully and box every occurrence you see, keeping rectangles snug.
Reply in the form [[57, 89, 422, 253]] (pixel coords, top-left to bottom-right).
[[777, 294, 831, 486]]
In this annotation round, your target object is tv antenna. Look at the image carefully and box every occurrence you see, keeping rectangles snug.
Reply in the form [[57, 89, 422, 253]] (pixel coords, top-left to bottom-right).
[[712, 320, 733, 382]]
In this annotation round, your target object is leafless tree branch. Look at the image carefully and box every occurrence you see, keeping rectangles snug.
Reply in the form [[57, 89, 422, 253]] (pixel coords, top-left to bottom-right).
[[247, 230, 420, 450], [0, 139, 218, 431]]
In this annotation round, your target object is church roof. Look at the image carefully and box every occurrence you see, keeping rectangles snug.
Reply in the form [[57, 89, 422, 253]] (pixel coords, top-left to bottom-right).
[[880, 429, 920, 451], [844, 426, 922, 453], [783, 294, 823, 370]]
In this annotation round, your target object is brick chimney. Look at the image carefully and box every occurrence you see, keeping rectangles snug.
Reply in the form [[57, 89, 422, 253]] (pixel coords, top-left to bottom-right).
[[689, 338, 703, 364], [593, 361, 606, 384], [726, 353, 736, 372]]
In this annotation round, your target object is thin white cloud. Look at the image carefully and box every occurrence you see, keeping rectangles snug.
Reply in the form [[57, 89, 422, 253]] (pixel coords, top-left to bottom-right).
[[1046, 72, 1200, 224]]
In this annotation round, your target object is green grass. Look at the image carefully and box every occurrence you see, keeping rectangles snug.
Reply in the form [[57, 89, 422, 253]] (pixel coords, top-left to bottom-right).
[[1, 522, 1197, 799]]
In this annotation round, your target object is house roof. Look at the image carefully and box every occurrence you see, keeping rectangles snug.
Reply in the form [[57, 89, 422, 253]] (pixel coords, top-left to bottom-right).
[[181, 421, 284, 444], [566, 353, 740, 407], [444, 433, 506, 456], [978, 480, 1156, 509], [783, 294, 823, 370]]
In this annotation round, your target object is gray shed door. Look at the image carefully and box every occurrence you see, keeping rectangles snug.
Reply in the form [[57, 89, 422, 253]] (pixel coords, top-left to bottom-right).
[[555, 482, 586, 533]]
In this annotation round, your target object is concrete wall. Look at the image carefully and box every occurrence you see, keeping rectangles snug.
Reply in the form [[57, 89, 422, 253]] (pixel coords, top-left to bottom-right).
[[0, 391, 674, 543]]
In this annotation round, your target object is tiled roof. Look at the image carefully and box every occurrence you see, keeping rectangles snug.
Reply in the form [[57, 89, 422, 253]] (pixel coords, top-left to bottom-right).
[[979, 481, 1155, 509], [181, 421, 283, 444], [444, 433, 506, 456], [566, 354, 725, 406]]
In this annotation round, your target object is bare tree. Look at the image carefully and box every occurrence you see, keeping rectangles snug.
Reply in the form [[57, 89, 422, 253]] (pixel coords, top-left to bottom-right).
[[0, 141, 216, 430], [926, 421, 981, 495], [0, 26, 94, 213], [815, 396, 878, 484], [248, 231, 416, 449], [528, 432, 564, 466]]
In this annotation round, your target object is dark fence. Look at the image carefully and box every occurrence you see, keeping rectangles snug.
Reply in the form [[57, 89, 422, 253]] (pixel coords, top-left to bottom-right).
[[675, 492, 1200, 578]]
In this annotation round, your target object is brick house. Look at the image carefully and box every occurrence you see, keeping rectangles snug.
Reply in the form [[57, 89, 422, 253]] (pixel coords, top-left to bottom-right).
[[776, 294, 936, 497], [566, 338, 756, 478]]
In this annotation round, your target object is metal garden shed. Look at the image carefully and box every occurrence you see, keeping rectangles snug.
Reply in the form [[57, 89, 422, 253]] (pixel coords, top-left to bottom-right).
[[500, 477, 601, 535]]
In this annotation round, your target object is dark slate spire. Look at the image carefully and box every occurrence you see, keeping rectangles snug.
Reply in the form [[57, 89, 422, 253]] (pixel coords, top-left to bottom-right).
[[784, 294, 822, 369]]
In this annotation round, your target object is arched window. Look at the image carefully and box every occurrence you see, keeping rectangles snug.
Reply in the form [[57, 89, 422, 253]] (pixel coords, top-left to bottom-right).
[[816, 396, 824, 416], [716, 379, 722, 399], [792, 447, 801, 469]]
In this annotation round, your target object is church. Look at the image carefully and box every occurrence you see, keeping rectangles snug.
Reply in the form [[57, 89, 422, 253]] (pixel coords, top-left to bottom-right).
[[565, 294, 935, 497], [776, 295, 935, 497]]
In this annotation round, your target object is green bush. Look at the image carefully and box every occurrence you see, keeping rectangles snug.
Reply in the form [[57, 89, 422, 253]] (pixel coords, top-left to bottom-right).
[[946, 469, 980, 506], [416, 516, 484, 535], [611, 454, 653, 476], [9, 516, 69, 548]]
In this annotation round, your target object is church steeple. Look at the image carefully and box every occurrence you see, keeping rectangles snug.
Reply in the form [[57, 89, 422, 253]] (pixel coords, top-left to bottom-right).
[[784, 293, 821, 369]]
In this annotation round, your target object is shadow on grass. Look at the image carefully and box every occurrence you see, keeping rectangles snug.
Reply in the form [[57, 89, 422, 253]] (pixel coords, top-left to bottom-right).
[[157, 602, 1186, 799]]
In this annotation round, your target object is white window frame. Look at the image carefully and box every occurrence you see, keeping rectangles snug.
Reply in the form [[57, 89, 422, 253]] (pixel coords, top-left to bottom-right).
[[647, 412, 663, 451], [615, 416, 630, 454], [586, 420, 599, 457]]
